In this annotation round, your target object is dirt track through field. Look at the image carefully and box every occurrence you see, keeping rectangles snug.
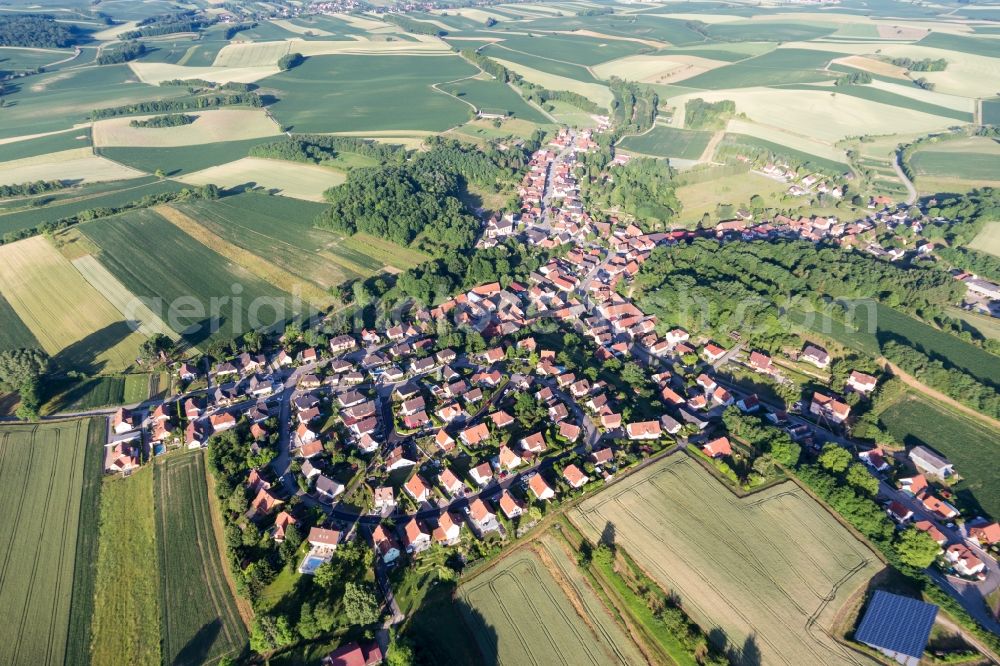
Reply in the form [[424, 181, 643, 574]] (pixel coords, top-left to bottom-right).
[[884, 360, 1000, 430]]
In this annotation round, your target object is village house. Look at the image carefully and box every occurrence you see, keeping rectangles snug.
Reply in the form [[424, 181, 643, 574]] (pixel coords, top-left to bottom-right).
[[498, 445, 522, 471], [439, 468, 465, 497], [498, 489, 523, 519], [970, 522, 1000, 546], [530, 473, 555, 501], [373, 486, 395, 512], [404, 474, 430, 503], [946, 544, 985, 578], [315, 475, 345, 503], [468, 497, 499, 533], [401, 517, 431, 554], [469, 462, 494, 487], [563, 464, 589, 489], [703, 437, 732, 459], [810, 392, 850, 424], [272, 511, 297, 542], [748, 351, 774, 375], [433, 511, 462, 546], [112, 407, 138, 434], [847, 370, 878, 394], [385, 446, 416, 471], [460, 423, 490, 447], [859, 448, 890, 472], [371, 524, 400, 564], [520, 432, 546, 454], [801, 344, 830, 369], [626, 421, 661, 440]]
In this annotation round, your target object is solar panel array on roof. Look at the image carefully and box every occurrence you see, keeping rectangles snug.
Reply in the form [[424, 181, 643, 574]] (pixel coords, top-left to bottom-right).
[[854, 590, 938, 660]]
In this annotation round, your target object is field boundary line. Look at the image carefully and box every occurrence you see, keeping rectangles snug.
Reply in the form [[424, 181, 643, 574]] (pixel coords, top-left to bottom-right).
[[883, 360, 1000, 431], [203, 453, 254, 627]]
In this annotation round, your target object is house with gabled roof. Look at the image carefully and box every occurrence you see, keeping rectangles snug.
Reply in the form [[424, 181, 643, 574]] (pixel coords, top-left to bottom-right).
[[404, 474, 430, 503], [439, 468, 465, 497], [498, 445, 522, 471], [401, 517, 431, 553], [909, 446, 953, 479], [520, 432, 546, 453], [563, 464, 589, 489], [433, 511, 462, 546], [433, 429, 456, 453], [847, 370, 878, 393], [460, 423, 490, 447], [469, 462, 494, 487], [249, 488, 282, 517], [315, 475, 344, 503], [626, 421, 661, 440], [703, 437, 732, 458], [272, 511, 297, 542], [468, 497, 499, 533]]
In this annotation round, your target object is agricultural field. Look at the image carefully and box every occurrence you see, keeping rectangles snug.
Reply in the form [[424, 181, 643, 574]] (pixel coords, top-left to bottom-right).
[[81, 208, 306, 346], [97, 136, 279, 176], [0, 418, 104, 666], [719, 130, 849, 172], [0, 236, 146, 372], [571, 455, 882, 666], [969, 221, 1000, 257], [179, 157, 347, 201], [0, 127, 91, 162], [154, 453, 247, 665], [0, 148, 143, 187], [438, 78, 551, 123], [880, 393, 1000, 520], [908, 137, 1000, 186], [490, 57, 614, 108], [592, 53, 730, 85], [90, 469, 160, 666], [457, 535, 646, 665], [170, 193, 428, 289], [0, 177, 185, 239], [617, 126, 713, 160], [0, 294, 40, 350], [91, 109, 281, 148], [262, 54, 478, 133]]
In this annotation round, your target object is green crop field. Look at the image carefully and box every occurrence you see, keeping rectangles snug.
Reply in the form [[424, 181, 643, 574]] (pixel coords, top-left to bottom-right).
[[0, 418, 104, 666], [0, 177, 185, 239], [0, 46, 75, 73], [705, 21, 836, 42], [0, 64, 189, 140], [880, 394, 1000, 520], [155, 453, 247, 665], [791, 83, 973, 123], [171, 193, 428, 287], [458, 537, 646, 665], [918, 32, 1000, 59], [439, 78, 550, 123], [0, 293, 40, 350], [90, 469, 160, 666], [81, 208, 305, 346], [517, 14, 710, 46], [983, 100, 1000, 126], [910, 151, 1000, 181], [495, 33, 650, 66], [681, 48, 838, 89], [571, 454, 881, 666], [0, 127, 90, 162], [483, 43, 599, 82], [618, 126, 713, 160], [263, 54, 478, 133], [98, 137, 278, 177]]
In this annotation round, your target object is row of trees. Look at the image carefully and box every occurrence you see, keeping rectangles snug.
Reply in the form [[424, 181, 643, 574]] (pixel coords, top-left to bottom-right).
[[91, 92, 262, 119], [936, 246, 1000, 282], [684, 98, 735, 130], [120, 11, 213, 39], [1, 184, 219, 246], [890, 57, 948, 72], [96, 41, 146, 65], [882, 340, 1000, 418], [0, 179, 67, 199], [249, 134, 407, 165], [834, 71, 873, 87], [128, 113, 194, 128]]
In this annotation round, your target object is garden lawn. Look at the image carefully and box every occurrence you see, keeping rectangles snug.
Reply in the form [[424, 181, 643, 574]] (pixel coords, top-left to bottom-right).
[[90, 469, 160, 666], [155, 452, 247, 665], [570, 454, 881, 666], [262, 54, 477, 133], [0, 418, 103, 666], [880, 393, 1000, 520], [81, 208, 306, 347]]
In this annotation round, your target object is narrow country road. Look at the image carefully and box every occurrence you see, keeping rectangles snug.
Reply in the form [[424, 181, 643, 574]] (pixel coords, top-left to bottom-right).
[[892, 151, 917, 205]]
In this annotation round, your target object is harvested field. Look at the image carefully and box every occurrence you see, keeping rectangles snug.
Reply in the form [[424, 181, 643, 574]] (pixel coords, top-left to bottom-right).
[[458, 540, 645, 665], [90, 469, 159, 666], [571, 455, 881, 666], [0, 148, 144, 185], [723, 121, 848, 165], [155, 453, 247, 665], [178, 157, 346, 201], [92, 109, 280, 148], [212, 38, 449, 68], [0, 418, 103, 666], [592, 54, 727, 84], [155, 204, 336, 307], [0, 236, 145, 372], [831, 55, 908, 79], [128, 61, 279, 85], [668, 88, 954, 143]]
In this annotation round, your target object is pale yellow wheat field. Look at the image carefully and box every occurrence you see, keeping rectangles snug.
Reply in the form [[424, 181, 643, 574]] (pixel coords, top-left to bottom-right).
[[178, 157, 346, 201], [92, 109, 281, 148], [0, 148, 143, 185]]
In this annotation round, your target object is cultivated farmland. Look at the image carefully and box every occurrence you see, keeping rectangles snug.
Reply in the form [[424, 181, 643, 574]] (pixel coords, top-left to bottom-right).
[[969, 221, 1000, 257], [880, 394, 1000, 520], [90, 469, 160, 666], [0, 418, 104, 666], [0, 147, 143, 186], [458, 536, 646, 665], [155, 453, 247, 665], [178, 156, 347, 201], [571, 455, 882, 666], [81, 208, 307, 345], [618, 126, 713, 160], [0, 236, 146, 372], [262, 54, 478, 133], [91, 109, 281, 148]]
